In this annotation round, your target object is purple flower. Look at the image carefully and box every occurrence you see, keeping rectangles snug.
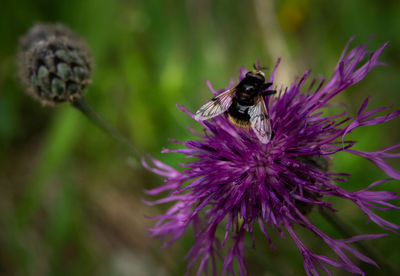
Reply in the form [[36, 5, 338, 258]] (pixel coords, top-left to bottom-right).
[[143, 38, 400, 275]]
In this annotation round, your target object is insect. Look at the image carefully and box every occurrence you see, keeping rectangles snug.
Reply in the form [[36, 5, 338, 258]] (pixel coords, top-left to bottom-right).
[[195, 67, 276, 144]]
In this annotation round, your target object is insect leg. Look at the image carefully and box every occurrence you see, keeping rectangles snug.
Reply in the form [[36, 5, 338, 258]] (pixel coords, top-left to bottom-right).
[[262, 82, 273, 90], [263, 89, 276, 96]]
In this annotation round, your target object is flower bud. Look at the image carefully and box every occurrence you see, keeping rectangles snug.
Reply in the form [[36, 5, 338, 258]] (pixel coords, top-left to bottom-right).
[[18, 23, 92, 105]]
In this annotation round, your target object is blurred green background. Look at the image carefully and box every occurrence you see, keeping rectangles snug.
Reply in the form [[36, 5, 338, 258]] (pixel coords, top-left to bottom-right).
[[1, 0, 400, 275]]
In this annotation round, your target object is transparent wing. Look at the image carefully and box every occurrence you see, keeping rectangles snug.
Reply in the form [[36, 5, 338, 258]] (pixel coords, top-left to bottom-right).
[[195, 88, 235, 121], [248, 96, 272, 144]]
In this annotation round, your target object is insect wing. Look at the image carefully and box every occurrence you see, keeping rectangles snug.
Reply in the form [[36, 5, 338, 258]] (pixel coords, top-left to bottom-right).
[[248, 96, 272, 144], [195, 88, 235, 121]]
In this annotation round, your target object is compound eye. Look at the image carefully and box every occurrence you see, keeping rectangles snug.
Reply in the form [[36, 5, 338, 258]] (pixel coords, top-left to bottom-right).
[[254, 73, 265, 82]]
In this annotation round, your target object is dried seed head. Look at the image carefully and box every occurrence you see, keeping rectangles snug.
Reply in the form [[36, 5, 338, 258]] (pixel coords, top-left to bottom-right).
[[18, 23, 93, 105]]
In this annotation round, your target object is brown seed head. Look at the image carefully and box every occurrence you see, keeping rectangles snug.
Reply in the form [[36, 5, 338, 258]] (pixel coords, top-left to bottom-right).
[[18, 23, 93, 105]]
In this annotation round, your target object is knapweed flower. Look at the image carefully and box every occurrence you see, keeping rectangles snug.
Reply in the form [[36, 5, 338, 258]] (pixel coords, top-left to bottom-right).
[[144, 39, 400, 275]]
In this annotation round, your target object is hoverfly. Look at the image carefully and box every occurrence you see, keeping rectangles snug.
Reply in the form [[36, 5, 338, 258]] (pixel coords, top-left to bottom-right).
[[195, 67, 276, 144]]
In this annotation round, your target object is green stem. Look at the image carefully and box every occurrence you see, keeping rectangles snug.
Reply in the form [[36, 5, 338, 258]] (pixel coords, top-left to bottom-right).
[[319, 207, 397, 274], [71, 97, 141, 162]]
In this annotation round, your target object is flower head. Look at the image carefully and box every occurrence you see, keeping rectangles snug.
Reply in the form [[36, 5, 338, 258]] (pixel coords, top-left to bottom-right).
[[144, 39, 400, 275], [18, 23, 92, 105]]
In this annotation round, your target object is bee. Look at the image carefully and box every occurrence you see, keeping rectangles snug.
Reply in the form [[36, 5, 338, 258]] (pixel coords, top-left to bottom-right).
[[195, 67, 276, 144]]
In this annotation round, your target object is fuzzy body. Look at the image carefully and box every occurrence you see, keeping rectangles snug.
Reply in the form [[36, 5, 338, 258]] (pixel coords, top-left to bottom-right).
[[227, 71, 266, 128], [227, 99, 251, 128]]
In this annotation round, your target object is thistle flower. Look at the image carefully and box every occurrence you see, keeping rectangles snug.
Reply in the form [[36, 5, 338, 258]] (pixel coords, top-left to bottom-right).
[[18, 23, 92, 105], [144, 39, 400, 275]]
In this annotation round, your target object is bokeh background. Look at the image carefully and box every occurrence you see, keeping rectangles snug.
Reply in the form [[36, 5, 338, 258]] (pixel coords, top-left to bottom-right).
[[1, 0, 400, 275]]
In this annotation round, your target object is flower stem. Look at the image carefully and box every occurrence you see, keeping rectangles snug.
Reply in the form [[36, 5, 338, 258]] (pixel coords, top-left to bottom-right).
[[319, 207, 398, 273], [71, 97, 141, 162]]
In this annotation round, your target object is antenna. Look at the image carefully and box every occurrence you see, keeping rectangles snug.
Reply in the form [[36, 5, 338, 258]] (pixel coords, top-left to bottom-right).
[[253, 62, 268, 71]]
